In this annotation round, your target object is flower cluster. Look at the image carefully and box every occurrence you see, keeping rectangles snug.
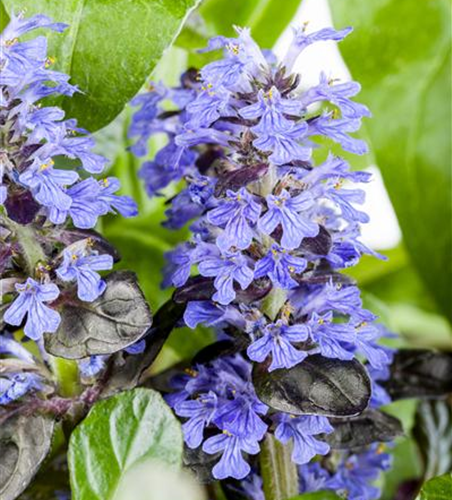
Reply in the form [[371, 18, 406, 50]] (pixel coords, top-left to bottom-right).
[[0, 13, 137, 404], [299, 444, 392, 500], [130, 24, 394, 489]]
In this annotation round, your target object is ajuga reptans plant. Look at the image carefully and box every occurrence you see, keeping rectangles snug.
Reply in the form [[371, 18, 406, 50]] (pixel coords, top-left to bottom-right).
[[129, 25, 404, 499]]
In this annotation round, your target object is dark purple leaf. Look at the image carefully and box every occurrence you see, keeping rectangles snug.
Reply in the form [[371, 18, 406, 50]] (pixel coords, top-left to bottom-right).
[[383, 349, 452, 399], [323, 409, 403, 449], [253, 355, 371, 417], [214, 163, 269, 197], [45, 271, 152, 359], [4, 189, 40, 225]]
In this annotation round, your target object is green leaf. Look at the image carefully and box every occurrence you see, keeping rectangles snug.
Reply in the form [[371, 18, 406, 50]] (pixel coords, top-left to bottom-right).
[[199, 0, 301, 48], [68, 388, 183, 500], [418, 473, 452, 500], [288, 492, 341, 500], [0, 2, 9, 31], [330, 0, 452, 322], [2, 0, 201, 131]]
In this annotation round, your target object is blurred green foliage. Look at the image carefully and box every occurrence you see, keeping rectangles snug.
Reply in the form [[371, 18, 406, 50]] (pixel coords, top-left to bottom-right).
[[330, 0, 452, 323]]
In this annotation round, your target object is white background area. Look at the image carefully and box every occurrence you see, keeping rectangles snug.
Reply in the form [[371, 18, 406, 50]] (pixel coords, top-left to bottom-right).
[[274, 0, 402, 250]]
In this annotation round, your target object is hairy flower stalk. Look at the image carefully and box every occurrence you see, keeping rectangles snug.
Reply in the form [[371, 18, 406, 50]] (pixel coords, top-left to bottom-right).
[[130, 23, 398, 499], [0, 14, 138, 406], [130, 24, 396, 499]]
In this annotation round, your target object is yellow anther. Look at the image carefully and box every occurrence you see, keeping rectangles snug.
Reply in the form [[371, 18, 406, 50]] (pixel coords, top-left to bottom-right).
[[222, 430, 233, 436], [71, 254, 78, 261], [318, 318, 325, 325], [102, 178, 109, 187], [332, 108, 340, 119], [288, 266, 295, 273], [227, 43, 240, 55], [147, 83, 155, 92], [376, 443, 386, 454], [4, 38, 18, 47], [39, 159, 54, 171], [45, 56, 56, 68], [334, 179, 344, 190]]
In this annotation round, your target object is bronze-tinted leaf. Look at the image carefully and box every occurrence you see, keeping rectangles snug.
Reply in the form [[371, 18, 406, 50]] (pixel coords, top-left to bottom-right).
[[300, 225, 332, 255], [102, 300, 185, 397], [183, 445, 219, 485], [45, 271, 152, 359], [214, 163, 269, 196], [324, 409, 403, 449], [383, 349, 452, 399], [0, 413, 54, 500], [253, 355, 371, 417]]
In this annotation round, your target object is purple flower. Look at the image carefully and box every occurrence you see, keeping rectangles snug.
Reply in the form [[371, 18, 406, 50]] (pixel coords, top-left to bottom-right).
[[309, 114, 368, 155], [307, 312, 356, 360], [183, 300, 245, 330], [207, 188, 262, 251], [56, 246, 113, 302], [240, 87, 310, 165], [4, 278, 60, 340], [259, 189, 318, 249], [186, 85, 236, 129], [247, 320, 309, 371], [198, 251, 254, 305], [215, 393, 268, 440], [300, 72, 370, 119], [203, 432, 260, 480], [254, 244, 307, 289], [325, 445, 392, 500], [0, 372, 43, 405], [200, 27, 267, 90], [175, 391, 218, 449], [283, 26, 352, 71], [48, 178, 105, 228], [78, 355, 107, 378], [275, 415, 333, 465], [140, 140, 196, 195], [19, 157, 78, 210], [98, 177, 138, 218], [353, 321, 392, 369]]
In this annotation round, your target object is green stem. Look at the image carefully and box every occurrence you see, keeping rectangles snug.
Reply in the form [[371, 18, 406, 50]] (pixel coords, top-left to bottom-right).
[[260, 288, 299, 499], [49, 357, 80, 398], [260, 434, 299, 500]]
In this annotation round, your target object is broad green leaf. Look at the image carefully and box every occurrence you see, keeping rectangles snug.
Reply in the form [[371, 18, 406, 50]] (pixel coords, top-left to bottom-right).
[[68, 388, 183, 500], [3, 0, 201, 131], [418, 473, 452, 500], [330, 0, 452, 322]]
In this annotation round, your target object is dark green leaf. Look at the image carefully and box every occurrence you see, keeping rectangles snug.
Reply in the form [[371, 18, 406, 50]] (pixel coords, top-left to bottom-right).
[[68, 388, 183, 500], [383, 349, 452, 400], [413, 400, 452, 480], [0, 414, 55, 500], [324, 409, 403, 449], [102, 299, 186, 397], [253, 355, 371, 417], [419, 473, 452, 500], [45, 271, 152, 359], [330, 0, 452, 322], [2, 0, 201, 131]]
